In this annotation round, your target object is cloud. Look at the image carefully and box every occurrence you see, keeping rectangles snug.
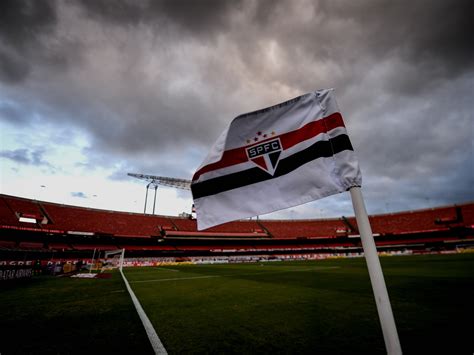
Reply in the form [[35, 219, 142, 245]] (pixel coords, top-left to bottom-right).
[[71, 191, 87, 198], [0, 148, 30, 165], [0, 147, 54, 168], [0, 0, 59, 83], [77, 0, 240, 35], [0, 45, 31, 84], [0, 101, 31, 124], [0, 0, 472, 216]]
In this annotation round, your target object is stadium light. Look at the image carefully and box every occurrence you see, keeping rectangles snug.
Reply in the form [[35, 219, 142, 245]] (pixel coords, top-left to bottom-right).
[[128, 173, 191, 190], [128, 173, 192, 215]]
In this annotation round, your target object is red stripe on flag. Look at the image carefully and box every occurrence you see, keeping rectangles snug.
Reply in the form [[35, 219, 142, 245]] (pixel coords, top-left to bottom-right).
[[280, 112, 344, 150], [193, 112, 345, 181]]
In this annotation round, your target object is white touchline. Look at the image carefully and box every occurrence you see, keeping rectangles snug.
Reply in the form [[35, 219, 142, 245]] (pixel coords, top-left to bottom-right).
[[120, 269, 168, 355]]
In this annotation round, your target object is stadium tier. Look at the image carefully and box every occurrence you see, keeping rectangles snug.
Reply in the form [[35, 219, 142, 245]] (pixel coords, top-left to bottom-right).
[[39, 202, 171, 237], [262, 219, 351, 239], [0, 194, 473, 258]]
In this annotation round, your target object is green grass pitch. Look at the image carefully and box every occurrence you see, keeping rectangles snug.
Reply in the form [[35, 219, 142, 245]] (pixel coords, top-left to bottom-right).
[[1, 253, 473, 354]]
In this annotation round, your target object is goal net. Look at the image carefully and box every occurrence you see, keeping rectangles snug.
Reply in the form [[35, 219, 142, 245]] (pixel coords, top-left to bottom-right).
[[103, 249, 125, 271]]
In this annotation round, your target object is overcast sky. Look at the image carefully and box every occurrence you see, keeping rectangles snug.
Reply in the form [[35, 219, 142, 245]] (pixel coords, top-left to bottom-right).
[[0, 0, 473, 219]]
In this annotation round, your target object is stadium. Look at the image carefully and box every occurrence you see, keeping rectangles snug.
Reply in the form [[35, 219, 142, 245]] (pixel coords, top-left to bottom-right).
[[1, 192, 473, 354], [1, 0, 473, 354], [1, 194, 473, 262]]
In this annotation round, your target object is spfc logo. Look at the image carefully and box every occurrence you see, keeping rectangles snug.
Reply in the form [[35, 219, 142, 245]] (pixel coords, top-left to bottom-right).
[[245, 138, 282, 175]]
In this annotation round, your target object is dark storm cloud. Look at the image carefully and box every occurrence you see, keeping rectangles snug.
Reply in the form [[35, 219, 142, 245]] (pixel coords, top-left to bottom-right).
[[0, 148, 53, 168], [0, 0, 56, 46], [0, 0, 472, 215], [246, 0, 474, 96], [320, 0, 474, 66], [0, 0, 58, 83], [0, 48, 31, 84], [78, 0, 240, 35]]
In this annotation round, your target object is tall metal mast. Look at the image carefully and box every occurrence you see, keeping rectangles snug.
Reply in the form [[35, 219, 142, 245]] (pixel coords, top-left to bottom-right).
[[128, 173, 191, 214]]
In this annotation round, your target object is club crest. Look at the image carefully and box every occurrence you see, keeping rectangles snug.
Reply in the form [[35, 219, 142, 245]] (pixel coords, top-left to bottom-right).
[[245, 137, 282, 175]]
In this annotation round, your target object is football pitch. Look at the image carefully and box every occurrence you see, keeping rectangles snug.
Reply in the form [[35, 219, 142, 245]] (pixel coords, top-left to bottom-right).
[[1, 254, 473, 354]]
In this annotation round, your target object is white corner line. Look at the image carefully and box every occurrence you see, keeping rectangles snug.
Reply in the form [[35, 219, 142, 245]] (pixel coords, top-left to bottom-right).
[[120, 269, 168, 355]]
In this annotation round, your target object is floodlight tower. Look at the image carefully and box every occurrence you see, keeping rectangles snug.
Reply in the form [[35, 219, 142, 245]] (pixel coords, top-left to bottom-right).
[[128, 173, 191, 214]]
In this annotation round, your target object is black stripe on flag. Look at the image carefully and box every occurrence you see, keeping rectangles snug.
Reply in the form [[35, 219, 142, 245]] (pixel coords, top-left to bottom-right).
[[192, 134, 354, 199]]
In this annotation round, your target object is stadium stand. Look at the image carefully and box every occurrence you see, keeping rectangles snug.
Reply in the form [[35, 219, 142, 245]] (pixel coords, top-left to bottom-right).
[[366, 206, 463, 235], [47, 243, 73, 251], [118, 245, 177, 251], [71, 244, 119, 251], [0, 240, 16, 249], [18, 241, 45, 250], [260, 219, 350, 239], [0, 194, 473, 261], [0, 198, 20, 226], [206, 220, 265, 234], [42, 203, 168, 236], [169, 218, 268, 238], [3, 196, 45, 219]]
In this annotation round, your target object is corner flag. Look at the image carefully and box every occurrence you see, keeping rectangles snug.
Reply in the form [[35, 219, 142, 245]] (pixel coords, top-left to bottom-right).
[[191, 89, 361, 230], [191, 88, 402, 354]]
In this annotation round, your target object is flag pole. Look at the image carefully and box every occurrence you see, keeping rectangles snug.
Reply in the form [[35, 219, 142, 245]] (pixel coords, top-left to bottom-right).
[[349, 186, 402, 355]]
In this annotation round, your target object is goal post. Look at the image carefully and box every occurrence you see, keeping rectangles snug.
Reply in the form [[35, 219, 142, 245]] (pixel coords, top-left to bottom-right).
[[103, 248, 125, 271]]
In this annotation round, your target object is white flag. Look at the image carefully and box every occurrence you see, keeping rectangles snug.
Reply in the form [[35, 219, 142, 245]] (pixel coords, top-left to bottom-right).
[[191, 89, 361, 230]]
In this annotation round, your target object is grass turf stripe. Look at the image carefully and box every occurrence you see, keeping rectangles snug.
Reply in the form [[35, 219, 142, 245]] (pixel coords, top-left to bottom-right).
[[129, 266, 340, 283]]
